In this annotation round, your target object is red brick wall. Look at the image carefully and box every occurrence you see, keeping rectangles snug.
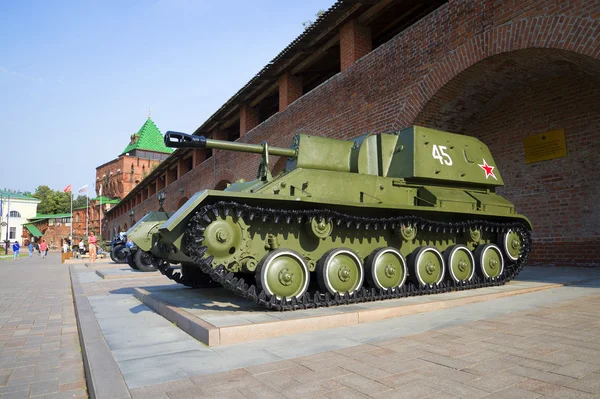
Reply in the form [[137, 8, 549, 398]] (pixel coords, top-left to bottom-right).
[[108, 0, 600, 265], [340, 19, 372, 72], [279, 73, 303, 111], [467, 75, 599, 266], [72, 202, 104, 240], [412, 48, 600, 266], [96, 155, 163, 199], [240, 105, 259, 137]]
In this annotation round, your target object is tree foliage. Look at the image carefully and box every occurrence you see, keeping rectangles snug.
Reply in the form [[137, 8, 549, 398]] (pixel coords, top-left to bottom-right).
[[33, 185, 88, 215], [302, 9, 325, 28]]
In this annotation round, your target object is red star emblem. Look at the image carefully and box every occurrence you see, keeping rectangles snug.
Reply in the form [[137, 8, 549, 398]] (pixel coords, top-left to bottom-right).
[[478, 158, 497, 180]]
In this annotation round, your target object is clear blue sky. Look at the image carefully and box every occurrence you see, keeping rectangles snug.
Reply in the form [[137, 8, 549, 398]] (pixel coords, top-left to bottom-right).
[[0, 0, 334, 196]]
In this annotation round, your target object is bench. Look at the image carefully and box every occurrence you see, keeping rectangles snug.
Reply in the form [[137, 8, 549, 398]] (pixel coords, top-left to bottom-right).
[[76, 253, 106, 259]]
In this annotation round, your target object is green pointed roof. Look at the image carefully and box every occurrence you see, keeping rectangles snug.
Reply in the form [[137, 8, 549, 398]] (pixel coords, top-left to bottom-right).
[[121, 118, 174, 156]]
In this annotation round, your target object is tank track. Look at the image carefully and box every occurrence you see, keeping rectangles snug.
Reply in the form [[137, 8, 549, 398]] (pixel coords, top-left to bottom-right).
[[152, 259, 216, 288], [182, 201, 531, 311]]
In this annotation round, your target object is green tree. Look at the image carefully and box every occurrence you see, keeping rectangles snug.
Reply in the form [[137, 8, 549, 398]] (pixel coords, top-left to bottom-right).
[[33, 186, 89, 214], [73, 195, 88, 209], [34, 185, 58, 214]]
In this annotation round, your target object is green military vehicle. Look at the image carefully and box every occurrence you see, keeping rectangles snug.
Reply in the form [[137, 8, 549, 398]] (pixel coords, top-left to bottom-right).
[[148, 126, 531, 310], [126, 212, 212, 285], [123, 214, 168, 272]]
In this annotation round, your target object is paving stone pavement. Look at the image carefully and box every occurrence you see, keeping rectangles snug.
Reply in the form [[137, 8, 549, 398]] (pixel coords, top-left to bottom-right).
[[126, 288, 600, 399], [0, 253, 87, 398], [72, 263, 600, 399]]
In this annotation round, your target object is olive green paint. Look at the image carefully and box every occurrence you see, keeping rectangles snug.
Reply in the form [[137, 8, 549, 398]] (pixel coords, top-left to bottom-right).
[[143, 126, 531, 292]]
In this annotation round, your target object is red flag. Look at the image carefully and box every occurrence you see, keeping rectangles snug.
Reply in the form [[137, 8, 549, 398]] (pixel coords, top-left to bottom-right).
[[63, 184, 72, 193]]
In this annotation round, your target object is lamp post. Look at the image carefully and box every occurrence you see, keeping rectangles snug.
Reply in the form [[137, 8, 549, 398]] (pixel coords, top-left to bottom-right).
[[0, 193, 7, 254], [2, 193, 10, 255], [157, 191, 166, 212]]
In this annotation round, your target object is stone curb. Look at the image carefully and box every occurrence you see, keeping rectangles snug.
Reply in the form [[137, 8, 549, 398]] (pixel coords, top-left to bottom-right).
[[136, 277, 600, 347], [70, 265, 131, 399], [134, 288, 220, 346]]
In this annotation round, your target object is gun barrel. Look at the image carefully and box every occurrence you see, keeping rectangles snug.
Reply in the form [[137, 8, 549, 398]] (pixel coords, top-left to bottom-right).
[[165, 131, 297, 158]]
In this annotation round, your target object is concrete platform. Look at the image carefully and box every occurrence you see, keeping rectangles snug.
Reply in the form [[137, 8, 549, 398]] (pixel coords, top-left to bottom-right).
[[64, 256, 112, 265], [85, 262, 127, 269], [132, 266, 600, 347], [96, 267, 163, 279]]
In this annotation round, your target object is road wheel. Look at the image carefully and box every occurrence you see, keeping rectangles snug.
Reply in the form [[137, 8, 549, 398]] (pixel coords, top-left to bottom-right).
[[111, 245, 127, 264], [499, 230, 521, 263], [475, 243, 504, 279], [365, 247, 407, 291], [409, 246, 445, 286], [317, 248, 364, 296], [444, 245, 475, 283], [256, 249, 310, 300], [134, 250, 157, 272], [127, 250, 139, 269]]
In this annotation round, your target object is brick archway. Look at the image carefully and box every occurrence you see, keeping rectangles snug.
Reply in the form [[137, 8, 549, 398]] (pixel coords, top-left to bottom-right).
[[271, 156, 287, 177], [414, 48, 600, 132], [400, 16, 600, 127], [214, 180, 231, 191], [412, 47, 600, 266], [214, 168, 236, 190]]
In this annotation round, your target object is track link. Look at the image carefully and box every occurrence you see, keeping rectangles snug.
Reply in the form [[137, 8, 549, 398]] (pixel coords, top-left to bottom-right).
[[152, 258, 216, 288], [181, 201, 531, 311]]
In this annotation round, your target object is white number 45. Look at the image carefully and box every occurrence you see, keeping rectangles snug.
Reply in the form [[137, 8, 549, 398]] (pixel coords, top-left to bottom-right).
[[432, 145, 453, 166]]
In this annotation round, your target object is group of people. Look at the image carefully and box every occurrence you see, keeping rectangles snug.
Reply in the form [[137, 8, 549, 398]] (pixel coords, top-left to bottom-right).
[[11, 231, 99, 261], [12, 240, 48, 260], [61, 232, 99, 262]]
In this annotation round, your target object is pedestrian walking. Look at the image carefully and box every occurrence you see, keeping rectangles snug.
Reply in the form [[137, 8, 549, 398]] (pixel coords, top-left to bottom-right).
[[88, 231, 98, 263], [40, 240, 48, 258], [35, 242, 40, 256], [12, 241, 20, 261], [28, 242, 34, 257]]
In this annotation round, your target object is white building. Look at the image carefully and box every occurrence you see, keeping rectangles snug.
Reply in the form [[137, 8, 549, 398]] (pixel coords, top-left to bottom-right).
[[0, 190, 40, 245]]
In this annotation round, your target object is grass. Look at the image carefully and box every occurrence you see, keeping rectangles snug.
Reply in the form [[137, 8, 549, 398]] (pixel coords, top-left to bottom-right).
[[0, 252, 31, 261]]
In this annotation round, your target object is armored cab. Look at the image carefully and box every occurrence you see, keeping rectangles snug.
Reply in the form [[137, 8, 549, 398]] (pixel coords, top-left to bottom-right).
[[150, 126, 531, 310]]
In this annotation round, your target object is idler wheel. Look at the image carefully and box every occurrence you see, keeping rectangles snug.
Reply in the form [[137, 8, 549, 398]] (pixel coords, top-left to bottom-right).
[[134, 249, 157, 272], [475, 243, 504, 279], [443, 245, 475, 283], [317, 248, 364, 296], [365, 247, 407, 291], [499, 229, 521, 262], [256, 249, 310, 300], [409, 246, 445, 286], [203, 216, 243, 265]]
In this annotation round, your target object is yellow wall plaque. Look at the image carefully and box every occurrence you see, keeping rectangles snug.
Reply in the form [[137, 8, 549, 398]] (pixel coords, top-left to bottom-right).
[[523, 128, 567, 164]]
